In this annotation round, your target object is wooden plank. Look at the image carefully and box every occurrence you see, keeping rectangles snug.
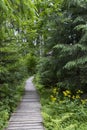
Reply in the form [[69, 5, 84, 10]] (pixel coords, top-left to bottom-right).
[[9, 121, 42, 125], [8, 123, 43, 126], [7, 128, 44, 130], [16, 108, 41, 111], [10, 119, 42, 122], [12, 115, 42, 117], [9, 120, 43, 123], [12, 113, 42, 116], [17, 103, 41, 106], [7, 126, 43, 128]]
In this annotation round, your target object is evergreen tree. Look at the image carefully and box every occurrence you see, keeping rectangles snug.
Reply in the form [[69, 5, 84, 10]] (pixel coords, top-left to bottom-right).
[[36, 0, 87, 92]]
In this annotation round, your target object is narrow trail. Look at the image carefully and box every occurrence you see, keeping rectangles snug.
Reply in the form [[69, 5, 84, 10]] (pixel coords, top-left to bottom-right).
[[6, 77, 45, 130]]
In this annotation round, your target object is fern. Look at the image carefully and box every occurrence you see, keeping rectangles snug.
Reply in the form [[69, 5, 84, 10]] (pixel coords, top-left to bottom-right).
[[64, 56, 87, 70], [73, 16, 84, 24], [64, 0, 87, 9]]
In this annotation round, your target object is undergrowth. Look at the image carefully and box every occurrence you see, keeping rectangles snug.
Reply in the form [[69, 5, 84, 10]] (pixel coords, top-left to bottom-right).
[[35, 82, 87, 130], [0, 79, 26, 130]]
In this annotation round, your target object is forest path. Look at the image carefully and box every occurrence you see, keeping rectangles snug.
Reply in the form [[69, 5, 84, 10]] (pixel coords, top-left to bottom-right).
[[6, 77, 45, 130]]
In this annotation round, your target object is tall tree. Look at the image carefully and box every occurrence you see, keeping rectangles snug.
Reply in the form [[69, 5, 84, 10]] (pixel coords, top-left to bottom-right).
[[0, 0, 36, 113], [36, 0, 87, 92]]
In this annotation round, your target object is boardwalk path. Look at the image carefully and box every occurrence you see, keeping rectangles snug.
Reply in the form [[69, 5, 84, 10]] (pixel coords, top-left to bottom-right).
[[6, 77, 45, 130]]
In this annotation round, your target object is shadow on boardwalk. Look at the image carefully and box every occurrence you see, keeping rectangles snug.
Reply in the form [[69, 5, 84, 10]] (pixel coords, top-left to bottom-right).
[[6, 77, 45, 130]]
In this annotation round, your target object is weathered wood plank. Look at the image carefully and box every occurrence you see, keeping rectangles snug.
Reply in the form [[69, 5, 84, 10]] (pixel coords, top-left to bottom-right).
[[7, 123, 43, 126], [8, 121, 43, 124], [12, 112, 41, 115], [7, 126, 43, 128], [16, 109, 41, 112], [7, 128, 44, 130]]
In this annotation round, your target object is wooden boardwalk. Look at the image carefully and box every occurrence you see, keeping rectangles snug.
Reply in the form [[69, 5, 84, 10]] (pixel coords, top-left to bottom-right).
[[6, 77, 45, 130]]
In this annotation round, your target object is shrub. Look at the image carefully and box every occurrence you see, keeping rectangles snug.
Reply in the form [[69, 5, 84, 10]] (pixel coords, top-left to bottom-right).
[[25, 54, 37, 75]]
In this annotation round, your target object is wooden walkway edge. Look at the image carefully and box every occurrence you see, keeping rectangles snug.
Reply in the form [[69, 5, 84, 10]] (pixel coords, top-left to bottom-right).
[[6, 77, 45, 130]]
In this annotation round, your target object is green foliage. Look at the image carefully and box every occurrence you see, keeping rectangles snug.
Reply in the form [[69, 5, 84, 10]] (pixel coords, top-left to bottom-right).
[[1, 0, 87, 129], [36, 57, 58, 86], [0, 0, 36, 129], [35, 0, 87, 91], [25, 54, 37, 75], [0, 109, 9, 130], [37, 85, 87, 130], [0, 80, 25, 129]]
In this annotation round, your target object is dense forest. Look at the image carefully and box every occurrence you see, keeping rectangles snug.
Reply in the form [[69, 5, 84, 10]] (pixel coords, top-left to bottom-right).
[[0, 0, 87, 130]]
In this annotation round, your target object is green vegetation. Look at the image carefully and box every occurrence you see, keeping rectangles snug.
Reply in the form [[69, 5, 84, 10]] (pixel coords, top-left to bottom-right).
[[35, 81, 87, 130], [36, 0, 87, 91], [0, 81, 25, 130], [34, 1, 87, 129], [0, 0, 87, 129], [0, 0, 36, 129]]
